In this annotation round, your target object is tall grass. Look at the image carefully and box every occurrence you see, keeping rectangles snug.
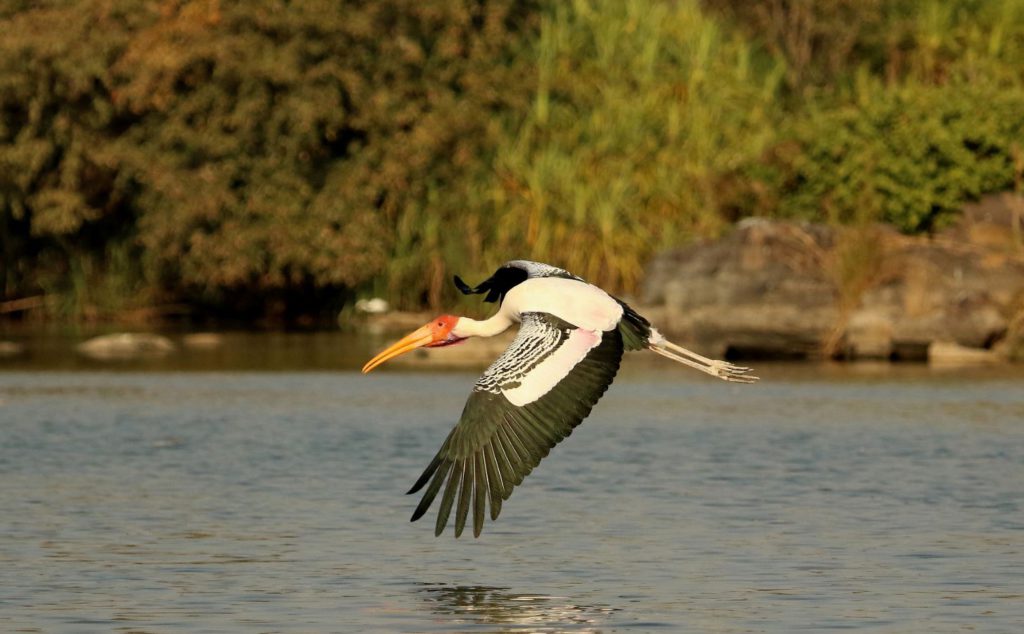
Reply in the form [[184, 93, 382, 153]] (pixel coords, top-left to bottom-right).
[[477, 0, 784, 295], [37, 241, 155, 323]]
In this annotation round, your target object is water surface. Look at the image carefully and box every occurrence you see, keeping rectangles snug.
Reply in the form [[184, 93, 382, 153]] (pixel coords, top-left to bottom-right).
[[1, 353, 1023, 632]]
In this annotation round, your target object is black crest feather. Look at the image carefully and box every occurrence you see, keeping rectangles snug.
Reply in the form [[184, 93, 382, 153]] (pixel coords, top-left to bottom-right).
[[452, 266, 529, 304]]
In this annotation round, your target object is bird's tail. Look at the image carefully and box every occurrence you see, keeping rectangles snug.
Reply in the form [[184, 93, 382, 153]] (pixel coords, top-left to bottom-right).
[[649, 332, 758, 384]]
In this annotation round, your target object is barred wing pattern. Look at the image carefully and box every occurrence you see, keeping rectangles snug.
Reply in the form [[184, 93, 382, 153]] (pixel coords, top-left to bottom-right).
[[503, 260, 583, 282], [408, 312, 624, 537]]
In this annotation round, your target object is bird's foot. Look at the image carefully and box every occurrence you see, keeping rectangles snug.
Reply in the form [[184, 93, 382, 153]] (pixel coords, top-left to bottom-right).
[[650, 340, 760, 383], [708, 360, 759, 384]]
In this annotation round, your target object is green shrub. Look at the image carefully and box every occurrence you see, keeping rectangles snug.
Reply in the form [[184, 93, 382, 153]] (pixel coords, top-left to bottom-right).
[[743, 82, 1024, 232]]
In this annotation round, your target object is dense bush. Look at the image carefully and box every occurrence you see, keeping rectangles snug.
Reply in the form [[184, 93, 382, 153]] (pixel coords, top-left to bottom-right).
[[739, 82, 1024, 232], [1, 0, 536, 318]]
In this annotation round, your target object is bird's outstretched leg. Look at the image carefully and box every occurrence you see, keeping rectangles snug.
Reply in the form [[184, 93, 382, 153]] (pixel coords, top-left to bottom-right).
[[649, 336, 758, 383]]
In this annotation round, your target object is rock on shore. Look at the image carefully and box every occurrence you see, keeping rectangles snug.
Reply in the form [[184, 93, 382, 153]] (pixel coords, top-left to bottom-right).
[[643, 197, 1024, 362], [77, 333, 176, 360]]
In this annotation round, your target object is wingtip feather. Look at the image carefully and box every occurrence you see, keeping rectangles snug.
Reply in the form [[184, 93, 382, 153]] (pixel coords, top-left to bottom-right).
[[434, 461, 463, 537], [407, 454, 441, 495], [454, 459, 473, 538], [473, 453, 486, 538], [410, 460, 451, 523]]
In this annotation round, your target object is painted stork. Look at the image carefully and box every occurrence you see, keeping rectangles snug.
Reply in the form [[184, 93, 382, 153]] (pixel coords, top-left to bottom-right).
[[362, 260, 757, 538]]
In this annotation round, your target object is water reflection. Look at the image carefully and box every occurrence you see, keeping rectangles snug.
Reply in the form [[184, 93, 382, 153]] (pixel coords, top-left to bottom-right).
[[417, 584, 618, 633]]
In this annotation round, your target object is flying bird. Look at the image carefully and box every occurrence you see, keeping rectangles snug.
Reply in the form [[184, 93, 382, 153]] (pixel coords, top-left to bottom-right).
[[362, 260, 757, 538]]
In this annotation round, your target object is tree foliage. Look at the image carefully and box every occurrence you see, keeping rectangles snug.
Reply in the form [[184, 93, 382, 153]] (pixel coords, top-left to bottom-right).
[[750, 83, 1024, 233], [714, 0, 1024, 232], [1, 0, 536, 317], [1, 0, 1023, 321]]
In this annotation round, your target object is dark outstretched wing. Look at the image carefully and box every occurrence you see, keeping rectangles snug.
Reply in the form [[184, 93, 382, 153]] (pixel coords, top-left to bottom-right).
[[408, 312, 624, 538], [453, 260, 583, 305]]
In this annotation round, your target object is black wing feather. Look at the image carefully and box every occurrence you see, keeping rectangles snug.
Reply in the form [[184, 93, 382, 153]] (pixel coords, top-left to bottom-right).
[[452, 260, 583, 305], [434, 460, 463, 537], [455, 457, 473, 537], [482, 443, 505, 520], [410, 459, 451, 522]]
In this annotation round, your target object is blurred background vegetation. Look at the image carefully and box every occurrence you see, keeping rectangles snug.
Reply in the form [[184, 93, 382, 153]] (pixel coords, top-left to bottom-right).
[[2, 0, 1023, 325]]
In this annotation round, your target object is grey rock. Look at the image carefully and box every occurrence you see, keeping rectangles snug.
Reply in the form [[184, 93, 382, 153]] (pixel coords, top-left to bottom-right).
[[644, 216, 1024, 360]]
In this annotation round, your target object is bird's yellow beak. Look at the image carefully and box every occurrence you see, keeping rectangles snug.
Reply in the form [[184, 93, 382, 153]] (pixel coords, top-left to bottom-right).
[[362, 315, 460, 373], [361, 323, 437, 373]]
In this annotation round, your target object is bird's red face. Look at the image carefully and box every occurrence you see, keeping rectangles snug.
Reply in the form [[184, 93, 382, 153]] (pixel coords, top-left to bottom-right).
[[361, 315, 463, 373]]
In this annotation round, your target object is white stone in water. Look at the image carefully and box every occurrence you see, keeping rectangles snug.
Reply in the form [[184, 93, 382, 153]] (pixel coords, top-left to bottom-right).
[[355, 298, 389, 314], [76, 333, 176, 360], [0, 341, 25, 358]]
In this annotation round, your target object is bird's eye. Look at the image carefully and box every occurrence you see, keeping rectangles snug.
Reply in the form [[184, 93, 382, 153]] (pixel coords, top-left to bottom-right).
[[437, 321, 444, 327]]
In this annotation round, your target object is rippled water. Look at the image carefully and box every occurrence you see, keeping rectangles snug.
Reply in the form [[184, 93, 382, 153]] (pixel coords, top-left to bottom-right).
[[2, 358, 1023, 632]]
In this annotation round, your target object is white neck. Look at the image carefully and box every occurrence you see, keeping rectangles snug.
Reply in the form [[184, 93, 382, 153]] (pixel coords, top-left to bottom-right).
[[453, 313, 513, 339]]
